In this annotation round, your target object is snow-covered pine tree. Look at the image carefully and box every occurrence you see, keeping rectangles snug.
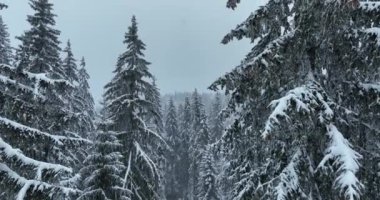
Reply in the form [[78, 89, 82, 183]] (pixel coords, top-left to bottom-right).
[[197, 146, 220, 200], [0, 15, 12, 65], [209, 93, 224, 143], [0, 0, 87, 199], [16, 0, 65, 79], [210, 0, 380, 199], [76, 57, 95, 136], [61, 41, 95, 188], [62, 40, 78, 83], [62, 41, 95, 139], [163, 99, 182, 200], [62, 40, 81, 135], [189, 90, 211, 200], [103, 16, 165, 200], [176, 97, 192, 199], [78, 121, 129, 200]]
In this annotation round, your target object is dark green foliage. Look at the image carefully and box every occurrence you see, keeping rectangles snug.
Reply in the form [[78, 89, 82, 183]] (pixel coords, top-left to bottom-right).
[[103, 16, 164, 200], [211, 0, 380, 199]]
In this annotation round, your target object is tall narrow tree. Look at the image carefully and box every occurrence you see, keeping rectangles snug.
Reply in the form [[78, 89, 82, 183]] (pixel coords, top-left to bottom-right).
[[0, 16, 12, 65], [209, 93, 224, 143], [197, 146, 220, 200], [177, 97, 192, 199], [76, 57, 95, 136], [163, 99, 182, 199], [189, 90, 211, 200], [103, 16, 165, 200]]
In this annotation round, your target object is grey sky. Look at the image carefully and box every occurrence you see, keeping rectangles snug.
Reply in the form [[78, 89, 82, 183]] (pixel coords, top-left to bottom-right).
[[2, 0, 264, 103]]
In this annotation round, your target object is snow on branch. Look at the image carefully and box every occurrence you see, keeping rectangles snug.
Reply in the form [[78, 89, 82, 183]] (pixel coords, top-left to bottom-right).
[[133, 111, 168, 148], [262, 82, 334, 138], [0, 138, 72, 175], [0, 116, 91, 146], [275, 149, 302, 200], [359, 1, 380, 11], [123, 153, 132, 189], [359, 82, 380, 93], [0, 164, 78, 200], [134, 142, 158, 177], [363, 27, 380, 46], [211, 30, 295, 91], [25, 72, 74, 88], [317, 124, 363, 200], [0, 74, 45, 99], [0, 116, 63, 144]]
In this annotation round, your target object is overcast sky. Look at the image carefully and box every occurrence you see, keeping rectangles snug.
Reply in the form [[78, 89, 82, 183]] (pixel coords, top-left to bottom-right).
[[1, 0, 265, 103]]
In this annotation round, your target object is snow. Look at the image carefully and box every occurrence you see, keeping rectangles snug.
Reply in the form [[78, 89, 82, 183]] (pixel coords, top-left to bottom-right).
[[0, 163, 78, 200], [0, 138, 72, 179], [243, 30, 295, 70], [360, 82, 380, 93], [262, 85, 311, 138], [0, 116, 91, 146], [0, 116, 63, 144], [0, 73, 46, 100], [275, 149, 301, 200], [317, 124, 363, 200], [123, 153, 132, 189], [262, 82, 334, 138], [360, 1, 380, 11], [134, 141, 158, 177], [25, 71, 74, 87], [364, 27, 380, 46]]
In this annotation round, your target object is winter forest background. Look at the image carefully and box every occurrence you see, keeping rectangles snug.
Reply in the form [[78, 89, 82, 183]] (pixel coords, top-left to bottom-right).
[[0, 0, 379, 200]]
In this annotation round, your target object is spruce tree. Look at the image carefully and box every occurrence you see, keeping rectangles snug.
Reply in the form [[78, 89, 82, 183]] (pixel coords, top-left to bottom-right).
[[76, 57, 95, 136], [78, 122, 129, 200], [62, 40, 79, 83], [209, 93, 224, 143], [103, 16, 165, 200], [189, 90, 211, 200], [0, 16, 12, 65], [177, 97, 192, 199], [16, 0, 65, 79], [210, 0, 380, 199], [0, 0, 86, 198], [197, 146, 220, 200], [163, 99, 182, 199]]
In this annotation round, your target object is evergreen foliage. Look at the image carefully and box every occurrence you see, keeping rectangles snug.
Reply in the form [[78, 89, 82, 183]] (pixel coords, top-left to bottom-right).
[[210, 0, 380, 199], [103, 16, 165, 200], [0, 1, 90, 199], [78, 122, 129, 200], [0, 16, 12, 65]]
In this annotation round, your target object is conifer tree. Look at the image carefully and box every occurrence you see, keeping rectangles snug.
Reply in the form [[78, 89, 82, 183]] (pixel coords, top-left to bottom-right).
[[16, 0, 65, 79], [0, 0, 86, 198], [0, 16, 12, 65], [163, 99, 182, 199], [103, 16, 164, 200], [189, 90, 211, 200], [62, 40, 79, 83], [209, 93, 224, 143], [76, 57, 95, 135], [197, 146, 220, 200], [78, 122, 129, 200], [210, 0, 380, 199], [177, 97, 192, 199]]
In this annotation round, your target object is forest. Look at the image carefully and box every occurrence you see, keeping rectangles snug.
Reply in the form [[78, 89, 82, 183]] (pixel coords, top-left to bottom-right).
[[0, 0, 379, 200]]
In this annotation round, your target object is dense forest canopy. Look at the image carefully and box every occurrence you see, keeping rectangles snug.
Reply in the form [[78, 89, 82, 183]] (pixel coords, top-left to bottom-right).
[[0, 0, 379, 200]]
